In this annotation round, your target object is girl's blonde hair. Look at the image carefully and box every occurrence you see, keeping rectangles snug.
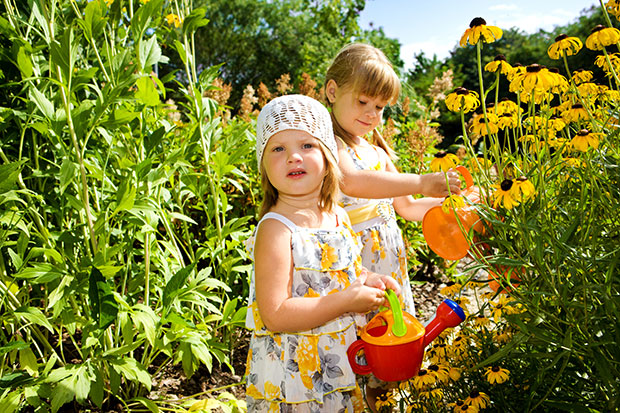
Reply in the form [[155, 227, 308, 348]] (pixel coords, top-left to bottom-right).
[[325, 43, 401, 158], [258, 141, 342, 219]]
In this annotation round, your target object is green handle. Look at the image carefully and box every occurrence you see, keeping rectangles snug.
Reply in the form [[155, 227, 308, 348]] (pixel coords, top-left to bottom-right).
[[385, 289, 407, 337]]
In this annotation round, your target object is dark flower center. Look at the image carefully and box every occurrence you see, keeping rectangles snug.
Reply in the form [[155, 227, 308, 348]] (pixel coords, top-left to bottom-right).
[[435, 151, 447, 158], [491, 366, 500, 372], [494, 54, 507, 61], [418, 369, 428, 376], [549, 67, 559, 73], [500, 179, 514, 191], [526, 64, 542, 73], [591, 25, 604, 34], [470, 390, 480, 398], [555, 33, 568, 42], [578, 129, 590, 136], [428, 364, 439, 372], [478, 118, 487, 124], [470, 17, 487, 27], [446, 281, 455, 286], [573, 103, 584, 109], [455, 87, 469, 95]]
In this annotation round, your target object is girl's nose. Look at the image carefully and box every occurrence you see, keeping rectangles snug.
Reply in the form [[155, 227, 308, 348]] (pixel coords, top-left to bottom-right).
[[287, 151, 302, 163]]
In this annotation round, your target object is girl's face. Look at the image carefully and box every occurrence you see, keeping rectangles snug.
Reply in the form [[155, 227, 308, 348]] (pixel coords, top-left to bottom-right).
[[329, 82, 389, 138], [262, 130, 327, 199]]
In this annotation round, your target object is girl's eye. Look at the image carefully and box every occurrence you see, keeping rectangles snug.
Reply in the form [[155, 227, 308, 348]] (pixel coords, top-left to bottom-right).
[[302, 143, 314, 149], [272, 146, 284, 152], [376, 105, 384, 111]]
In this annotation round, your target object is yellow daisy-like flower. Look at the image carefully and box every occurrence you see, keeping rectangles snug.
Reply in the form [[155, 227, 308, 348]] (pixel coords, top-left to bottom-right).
[[594, 53, 620, 72], [549, 69, 570, 94], [319, 242, 338, 271], [428, 364, 451, 383], [375, 391, 396, 410], [420, 388, 444, 401], [497, 112, 519, 129], [562, 103, 589, 123], [497, 98, 521, 115], [451, 400, 479, 413], [468, 156, 493, 172], [572, 69, 594, 84], [460, 17, 503, 47], [469, 112, 499, 136], [440, 281, 463, 296], [608, 0, 620, 17], [513, 176, 535, 201], [492, 179, 520, 209], [465, 390, 491, 409], [564, 157, 586, 168], [448, 366, 462, 381], [484, 366, 511, 384], [411, 368, 436, 390], [586, 25, 620, 50], [548, 115, 566, 132], [490, 295, 518, 322], [571, 129, 601, 152], [547, 33, 583, 59], [445, 87, 480, 113], [510, 63, 555, 94], [165, 13, 182, 28], [507, 63, 525, 81], [430, 151, 460, 172], [441, 196, 466, 214], [485, 54, 513, 74], [473, 314, 490, 328]]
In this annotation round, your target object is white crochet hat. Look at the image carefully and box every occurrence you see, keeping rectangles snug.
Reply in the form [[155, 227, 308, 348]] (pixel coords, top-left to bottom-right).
[[256, 95, 338, 168]]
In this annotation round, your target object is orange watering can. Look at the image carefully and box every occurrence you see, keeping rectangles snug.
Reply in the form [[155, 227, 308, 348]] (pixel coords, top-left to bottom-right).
[[347, 290, 465, 382], [422, 166, 483, 261]]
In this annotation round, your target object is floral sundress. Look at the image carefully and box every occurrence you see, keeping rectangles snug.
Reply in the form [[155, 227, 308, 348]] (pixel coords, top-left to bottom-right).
[[340, 142, 416, 317], [244, 211, 365, 412]]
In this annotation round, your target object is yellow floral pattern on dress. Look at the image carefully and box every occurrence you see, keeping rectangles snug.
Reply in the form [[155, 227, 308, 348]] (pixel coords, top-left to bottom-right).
[[320, 242, 339, 271], [244, 211, 361, 410]]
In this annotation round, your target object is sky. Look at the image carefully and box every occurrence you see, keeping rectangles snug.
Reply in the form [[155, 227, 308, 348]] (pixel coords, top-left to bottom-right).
[[358, 0, 599, 70]]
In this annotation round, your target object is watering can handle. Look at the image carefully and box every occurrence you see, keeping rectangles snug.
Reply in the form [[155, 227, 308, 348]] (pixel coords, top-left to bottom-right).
[[346, 340, 372, 375], [455, 165, 474, 189], [385, 289, 407, 337]]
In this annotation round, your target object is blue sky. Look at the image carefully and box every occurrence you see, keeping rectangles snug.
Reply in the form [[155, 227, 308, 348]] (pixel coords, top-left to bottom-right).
[[359, 1, 598, 69]]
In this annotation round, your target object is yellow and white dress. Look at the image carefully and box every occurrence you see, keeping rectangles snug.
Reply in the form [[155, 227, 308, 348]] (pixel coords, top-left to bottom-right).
[[340, 142, 416, 318], [244, 210, 365, 412]]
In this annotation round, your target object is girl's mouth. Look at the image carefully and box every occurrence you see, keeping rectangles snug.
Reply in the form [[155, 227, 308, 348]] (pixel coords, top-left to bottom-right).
[[288, 170, 306, 177]]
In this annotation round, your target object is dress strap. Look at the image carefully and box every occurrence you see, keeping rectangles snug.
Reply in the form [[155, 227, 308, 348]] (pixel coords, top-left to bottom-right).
[[259, 212, 297, 232]]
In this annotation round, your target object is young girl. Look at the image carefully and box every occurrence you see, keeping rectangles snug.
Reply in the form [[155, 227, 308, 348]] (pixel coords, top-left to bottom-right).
[[324, 43, 457, 408], [245, 94, 401, 412]]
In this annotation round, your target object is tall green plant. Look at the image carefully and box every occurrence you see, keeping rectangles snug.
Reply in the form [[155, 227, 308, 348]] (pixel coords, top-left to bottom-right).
[[0, 0, 252, 411]]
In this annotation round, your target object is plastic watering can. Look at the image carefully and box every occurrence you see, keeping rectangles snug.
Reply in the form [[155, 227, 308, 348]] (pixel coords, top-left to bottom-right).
[[422, 166, 483, 261], [347, 289, 465, 382]]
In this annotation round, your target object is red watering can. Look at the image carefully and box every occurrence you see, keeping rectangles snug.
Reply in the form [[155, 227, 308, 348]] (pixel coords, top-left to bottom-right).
[[347, 290, 465, 382], [422, 166, 483, 261]]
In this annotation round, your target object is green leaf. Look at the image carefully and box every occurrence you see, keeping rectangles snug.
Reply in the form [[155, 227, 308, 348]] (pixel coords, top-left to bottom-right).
[[0, 341, 29, 356], [88, 267, 119, 330], [139, 35, 164, 72], [162, 262, 197, 312], [135, 76, 160, 106], [51, 379, 75, 413], [113, 180, 136, 215], [133, 396, 160, 413], [71, 365, 91, 403], [110, 357, 151, 391], [15, 263, 63, 284], [18, 347, 37, 375], [28, 88, 55, 120], [182, 7, 209, 37], [14, 307, 54, 333], [16, 46, 33, 78], [0, 161, 24, 193], [0, 371, 34, 390], [0, 389, 22, 413], [89, 366, 104, 408]]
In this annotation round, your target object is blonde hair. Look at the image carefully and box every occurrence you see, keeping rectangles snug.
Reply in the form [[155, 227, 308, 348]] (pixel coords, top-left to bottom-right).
[[258, 141, 342, 219], [325, 43, 401, 158]]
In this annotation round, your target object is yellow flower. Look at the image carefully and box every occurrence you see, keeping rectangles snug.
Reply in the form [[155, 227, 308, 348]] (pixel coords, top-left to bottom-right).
[[428, 364, 451, 383], [440, 281, 463, 296], [449, 366, 462, 381], [465, 390, 490, 409], [165, 13, 182, 28], [411, 368, 436, 390], [451, 400, 479, 413], [473, 314, 490, 328], [445, 87, 480, 113], [562, 103, 589, 123], [104, 0, 113, 5], [485, 54, 513, 74], [572, 69, 594, 84], [586, 25, 620, 50], [507, 63, 525, 82], [548, 116, 566, 132], [484, 366, 511, 384], [497, 98, 521, 115], [468, 156, 493, 172], [497, 112, 519, 129], [547, 34, 583, 59], [441, 196, 466, 214], [510, 63, 555, 94], [492, 179, 520, 209], [490, 295, 517, 321], [513, 176, 535, 201], [374, 391, 396, 410], [319, 242, 338, 270], [469, 112, 499, 136], [571, 129, 601, 152], [608, 0, 620, 17], [430, 151, 460, 172], [594, 53, 620, 73], [460, 17, 503, 47]]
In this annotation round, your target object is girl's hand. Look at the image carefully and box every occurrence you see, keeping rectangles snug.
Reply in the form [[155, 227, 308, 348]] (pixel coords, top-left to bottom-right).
[[344, 270, 389, 313], [420, 171, 462, 197]]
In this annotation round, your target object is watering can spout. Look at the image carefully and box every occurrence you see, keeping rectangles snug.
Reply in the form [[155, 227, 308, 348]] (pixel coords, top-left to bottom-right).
[[422, 299, 466, 348]]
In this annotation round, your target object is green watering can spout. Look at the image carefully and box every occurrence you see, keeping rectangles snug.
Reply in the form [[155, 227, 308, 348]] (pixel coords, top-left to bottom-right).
[[385, 289, 407, 337]]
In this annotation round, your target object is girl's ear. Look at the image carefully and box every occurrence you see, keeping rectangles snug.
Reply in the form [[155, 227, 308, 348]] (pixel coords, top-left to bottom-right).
[[325, 79, 338, 104]]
